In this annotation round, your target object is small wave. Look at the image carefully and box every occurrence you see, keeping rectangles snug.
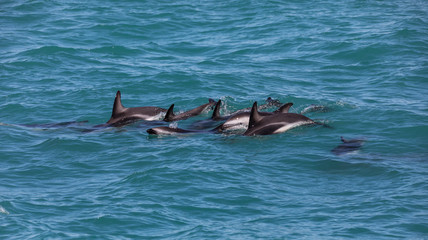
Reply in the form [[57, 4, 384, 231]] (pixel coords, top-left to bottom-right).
[[22, 46, 78, 56], [90, 46, 141, 56]]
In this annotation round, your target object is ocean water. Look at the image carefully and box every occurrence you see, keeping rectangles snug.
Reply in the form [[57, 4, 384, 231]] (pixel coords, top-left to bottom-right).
[[1, 0, 428, 239]]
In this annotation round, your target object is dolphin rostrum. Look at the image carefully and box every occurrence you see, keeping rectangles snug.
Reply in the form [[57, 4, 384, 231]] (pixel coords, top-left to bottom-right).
[[163, 99, 216, 122], [243, 102, 316, 136], [106, 91, 168, 127]]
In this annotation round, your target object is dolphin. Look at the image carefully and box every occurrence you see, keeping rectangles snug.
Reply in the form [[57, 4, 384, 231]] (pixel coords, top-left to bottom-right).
[[163, 99, 216, 122], [106, 91, 168, 127], [243, 102, 316, 136], [189, 97, 283, 130], [147, 126, 202, 135], [187, 100, 230, 130], [147, 100, 222, 136], [331, 137, 365, 156], [214, 102, 294, 132]]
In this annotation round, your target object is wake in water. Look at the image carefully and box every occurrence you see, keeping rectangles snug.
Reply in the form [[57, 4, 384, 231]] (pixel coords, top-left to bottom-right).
[[1, 91, 346, 154]]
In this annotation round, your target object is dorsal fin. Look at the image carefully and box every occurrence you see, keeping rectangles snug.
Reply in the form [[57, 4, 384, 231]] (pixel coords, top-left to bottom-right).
[[248, 102, 263, 129], [163, 104, 176, 122], [274, 102, 293, 113], [211, 100, 222, 120], [341, 136, 347, 143], [111, 90, 126, 116]]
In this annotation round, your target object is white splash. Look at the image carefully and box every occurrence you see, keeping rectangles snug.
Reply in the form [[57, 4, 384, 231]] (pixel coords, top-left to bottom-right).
[[0, 205, 9, 215]]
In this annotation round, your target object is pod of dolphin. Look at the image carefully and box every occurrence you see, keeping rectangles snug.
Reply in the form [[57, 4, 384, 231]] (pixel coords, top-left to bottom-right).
[[0, 90, 364, 155], [107, 90, 322, 136], [104, 91, 365, 155]]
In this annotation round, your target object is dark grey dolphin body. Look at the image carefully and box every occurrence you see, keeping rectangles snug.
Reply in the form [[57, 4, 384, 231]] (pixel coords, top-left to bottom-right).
[[148, 100, 223, 135], [243, 102, 316, 136], [189, 98, 288, 131], [214, 102, 294, 132], [331, 137, 365, 156], [107, 91, 168, 127], [163, 99, 216, 122], [187, 100, 230, 130], [147, 126, 203, 135]]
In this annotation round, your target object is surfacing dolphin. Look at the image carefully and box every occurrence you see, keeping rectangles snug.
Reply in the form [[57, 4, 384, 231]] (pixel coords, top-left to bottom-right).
[[107, 91, 168, 127], [190, 98, 288, 130], [331, 137, 365, 156], [243, 102, 316, 136], [147, 100, 222, 135], [213, 101, 294, 132], [163, 99, 216, 122], [187, 99, 231, 130]]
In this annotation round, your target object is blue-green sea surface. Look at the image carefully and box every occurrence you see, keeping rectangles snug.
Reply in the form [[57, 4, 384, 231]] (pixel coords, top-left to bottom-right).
[[1, 0, 428, 239]]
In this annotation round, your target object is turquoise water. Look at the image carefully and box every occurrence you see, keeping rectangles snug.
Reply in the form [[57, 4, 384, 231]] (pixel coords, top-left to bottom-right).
[[1, 0, 428, 238]]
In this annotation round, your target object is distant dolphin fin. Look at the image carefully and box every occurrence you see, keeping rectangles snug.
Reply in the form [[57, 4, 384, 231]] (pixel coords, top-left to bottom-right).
[[274, 102, 293, 113], [248, 102, 263, 129], [163, 104, 176, 122], [211, 99, 222, 120], [111, 90, 126, 116]]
